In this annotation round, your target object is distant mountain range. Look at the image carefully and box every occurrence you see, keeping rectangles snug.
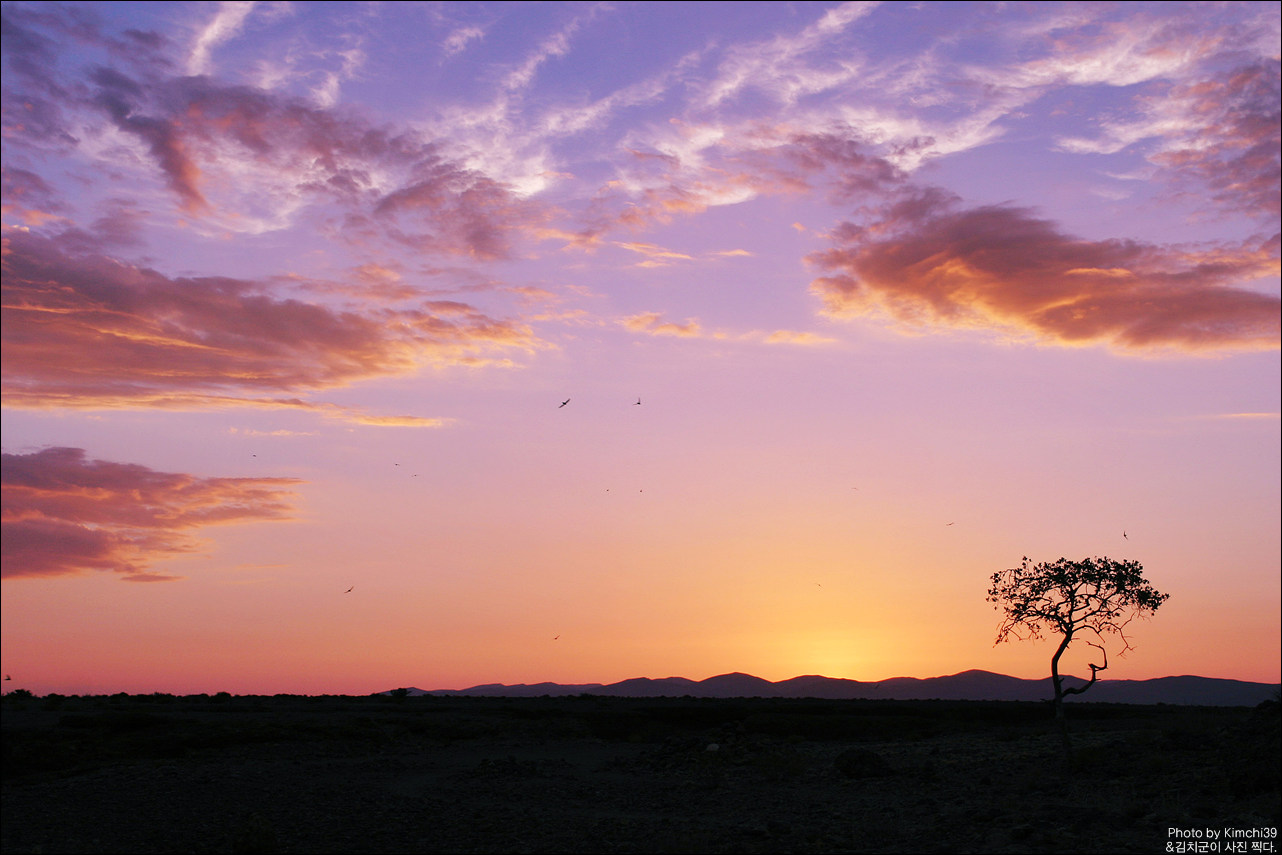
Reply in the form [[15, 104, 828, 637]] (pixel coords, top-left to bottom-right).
[[393, 670, 1279, 706]]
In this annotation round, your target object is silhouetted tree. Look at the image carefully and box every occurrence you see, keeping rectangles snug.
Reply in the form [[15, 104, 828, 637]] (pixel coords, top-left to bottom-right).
[[988, 556, 1169, 751]]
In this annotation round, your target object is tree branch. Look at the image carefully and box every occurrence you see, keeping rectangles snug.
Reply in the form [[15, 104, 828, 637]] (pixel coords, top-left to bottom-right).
[[1060, 641, 1108, 697]]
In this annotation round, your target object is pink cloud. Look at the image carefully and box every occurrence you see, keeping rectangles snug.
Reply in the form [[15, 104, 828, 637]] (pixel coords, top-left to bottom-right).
[[1148, 61, 1281, 223], [767, 133, 907, 202], [2, 9, 546, 260], [565, 132, 904, 247], [1, 167, 67, 225], [1, 447, 301, 581], [97, 74, 547, 258], [809, 202, 1280, 353], [91, 67, 209, 213], [0, 232, 537, 410]]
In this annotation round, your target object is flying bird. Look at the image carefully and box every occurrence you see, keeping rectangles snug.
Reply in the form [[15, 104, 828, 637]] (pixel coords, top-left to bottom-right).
[[634, 397, 642, 405], [1123, 530, 1128, 539], [945, 522, 955, 526], [553, 635, 560, 640], [559, 398, 570, 408], [4, 675, 10, 681], [343, 586, 354, 593]]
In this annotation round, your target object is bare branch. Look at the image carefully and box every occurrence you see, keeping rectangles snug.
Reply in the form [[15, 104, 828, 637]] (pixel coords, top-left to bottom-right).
[[1061, 641, 1108, 697]]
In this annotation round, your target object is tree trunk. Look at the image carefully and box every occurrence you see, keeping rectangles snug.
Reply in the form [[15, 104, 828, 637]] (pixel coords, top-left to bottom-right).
[[1051, 631, 1073, 757]]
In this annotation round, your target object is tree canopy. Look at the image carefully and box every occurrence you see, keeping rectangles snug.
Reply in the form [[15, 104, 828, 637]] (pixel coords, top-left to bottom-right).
[[988, 555, 1169, 651]]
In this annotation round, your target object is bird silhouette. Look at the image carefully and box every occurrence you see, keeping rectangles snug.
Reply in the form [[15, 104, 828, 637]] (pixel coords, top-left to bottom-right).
[[1123, 530, 1129, 539], [945, 522, 955, 526], [343, 586, 354, 593], [559, 398, 570, 408], [634, 397, 642, 405], [553, 635, 560, 640], [4, 675, 10, 681]]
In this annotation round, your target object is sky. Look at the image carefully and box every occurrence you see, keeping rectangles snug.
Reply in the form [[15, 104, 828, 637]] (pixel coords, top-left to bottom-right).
[[2, 1, 1279, 697]]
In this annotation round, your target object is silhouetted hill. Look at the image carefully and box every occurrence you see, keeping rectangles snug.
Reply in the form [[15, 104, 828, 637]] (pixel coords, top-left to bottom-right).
[[398, 670, 1279, 705]]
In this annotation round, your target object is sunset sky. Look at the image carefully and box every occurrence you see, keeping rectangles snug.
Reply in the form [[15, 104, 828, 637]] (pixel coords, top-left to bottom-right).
[[2, 1, 1279, 697]]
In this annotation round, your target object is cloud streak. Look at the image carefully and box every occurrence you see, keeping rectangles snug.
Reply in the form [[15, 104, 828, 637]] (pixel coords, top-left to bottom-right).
[[622, 312, 702, 338], [620, 312, 836, 347], [1, 447, 300, 581], [186, 1, 256, 76]]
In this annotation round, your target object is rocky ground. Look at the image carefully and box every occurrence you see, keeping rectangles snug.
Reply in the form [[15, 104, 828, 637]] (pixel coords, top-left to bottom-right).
[[2, 694, 1278, 853]]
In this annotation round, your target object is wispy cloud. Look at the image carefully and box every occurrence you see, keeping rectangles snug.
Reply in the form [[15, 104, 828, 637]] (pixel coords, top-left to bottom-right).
[[762, 329, 837, 346], [1055, 61, 1281, 224], [971, 13, 1222, 91], [699, 1, 878, 109], [187, 1, 257, 76], [1, 167, 70, 228], [228, 427, 318, 437], [622, 312, 702, 338], [614, 241, 695, 267], [1146, 62, 1281, 223], [1, 447, 300, 581], [442, 25, 485, 58], [3, 16, 548, 254], [91, 68, 210, 214], [1190, 412, 1282, 421], [620, 312, 836, 347]]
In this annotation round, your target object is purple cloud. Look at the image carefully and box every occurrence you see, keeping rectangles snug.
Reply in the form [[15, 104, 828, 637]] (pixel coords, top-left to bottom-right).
[[1, 447, 300, 581]]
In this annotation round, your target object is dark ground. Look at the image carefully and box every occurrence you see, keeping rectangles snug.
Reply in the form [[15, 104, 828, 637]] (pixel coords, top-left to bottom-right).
[[2, 691, 1278, 854]]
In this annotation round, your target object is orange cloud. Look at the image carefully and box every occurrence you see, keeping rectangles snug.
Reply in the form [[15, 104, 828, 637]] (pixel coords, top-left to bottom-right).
[[1, 232, 537, 410], [809, 203, 1280, 353], [622, 312, 702, 337], [763, 329, 836, 346], [1, 447, 301, 581]]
